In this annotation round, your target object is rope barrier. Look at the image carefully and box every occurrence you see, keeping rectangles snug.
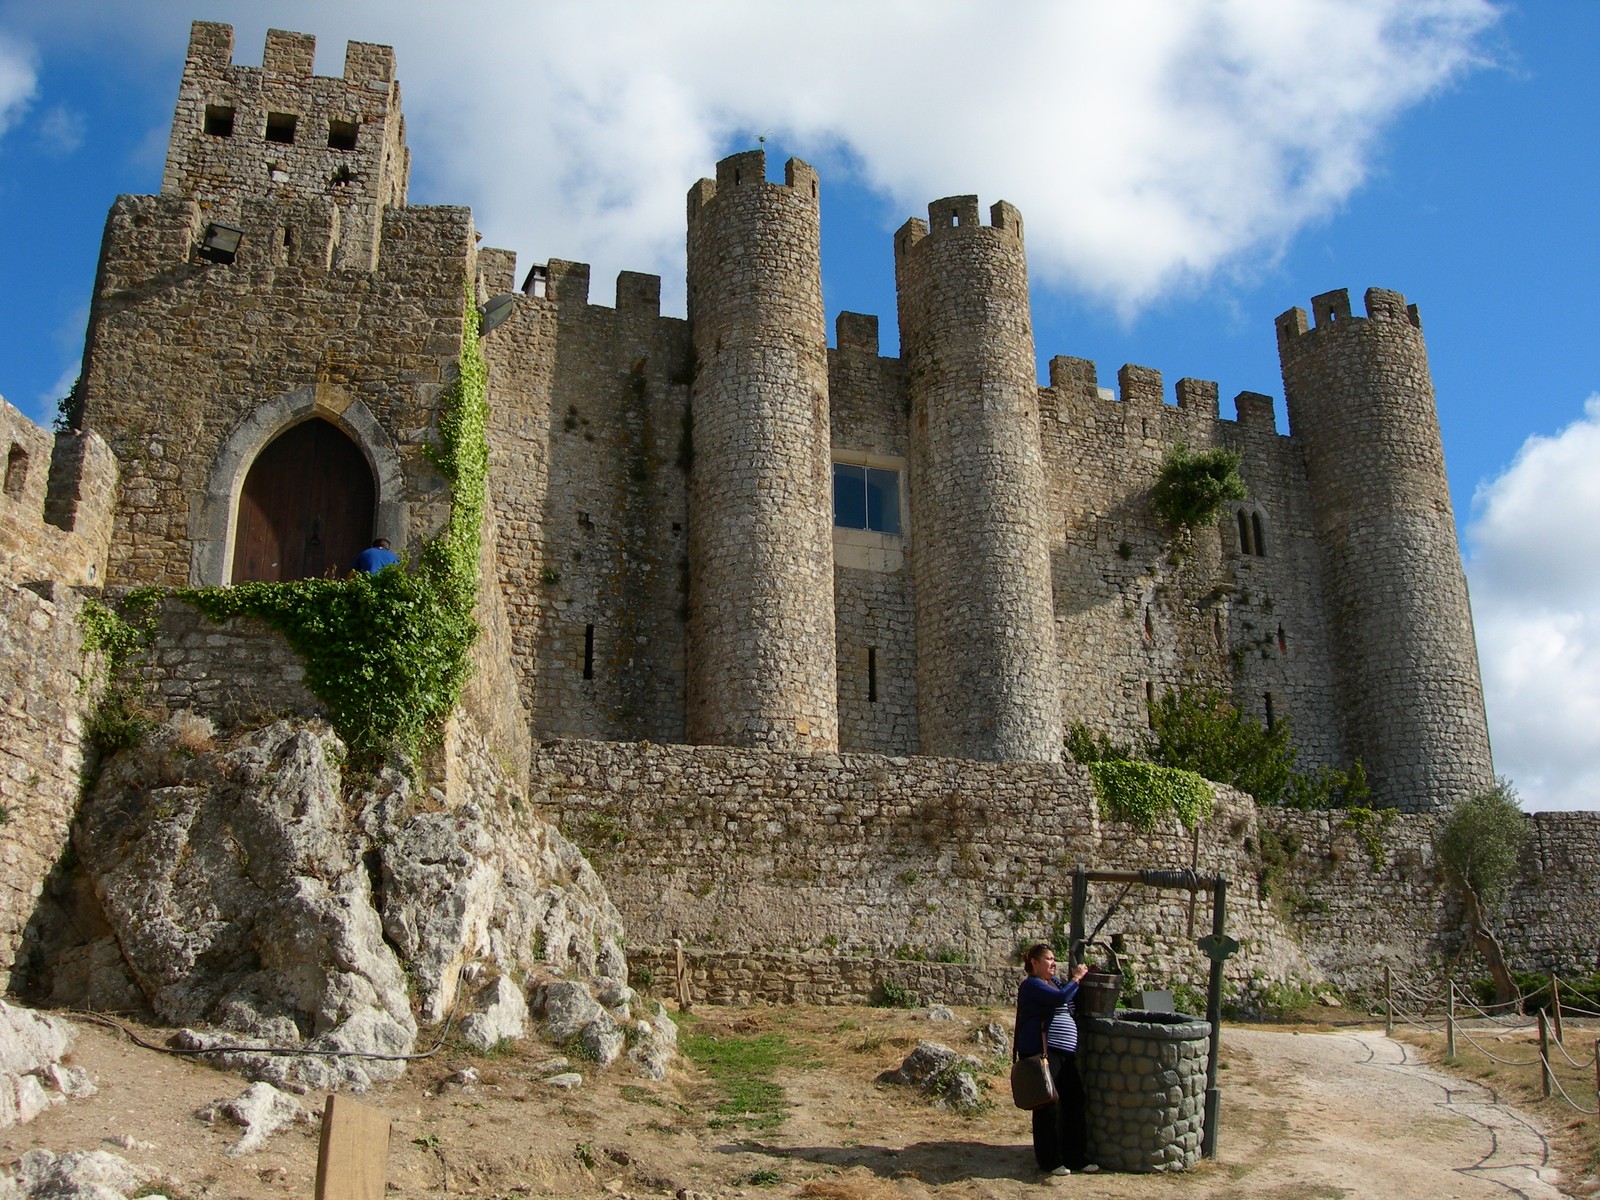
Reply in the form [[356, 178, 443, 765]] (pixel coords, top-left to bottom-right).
[[1543, 1064, 1600, 1116], [1449, 1022, 1544, 1068], [1382, 979, 1600, 1120]]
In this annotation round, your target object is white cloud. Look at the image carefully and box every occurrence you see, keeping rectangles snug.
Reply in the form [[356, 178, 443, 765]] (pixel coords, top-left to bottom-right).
[[73, 0, 1495, 316], [0, 30, 36, 138], [36, 104, 83, 155], [1466, 394, 1600, 812]]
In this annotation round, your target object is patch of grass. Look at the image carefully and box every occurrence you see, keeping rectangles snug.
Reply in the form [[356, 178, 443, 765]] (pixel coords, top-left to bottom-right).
[[619, 1084, 664, 1107], [741, 1169, 784, 1187], [681, 1028, 807, 1131]]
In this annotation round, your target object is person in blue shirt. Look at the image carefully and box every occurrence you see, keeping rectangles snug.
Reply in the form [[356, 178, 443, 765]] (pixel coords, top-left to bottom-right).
[[352, 538, 399, 574], [1016, 943, 1099, 1177]]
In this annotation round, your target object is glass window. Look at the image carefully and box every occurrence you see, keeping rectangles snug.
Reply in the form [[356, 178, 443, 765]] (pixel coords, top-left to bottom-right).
[[833, 463, 900, 535]]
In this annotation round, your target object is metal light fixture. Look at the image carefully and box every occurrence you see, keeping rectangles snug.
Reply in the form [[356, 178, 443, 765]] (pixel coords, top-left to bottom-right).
[[479, 293, 517, 336], [198, 223, 244, 263]]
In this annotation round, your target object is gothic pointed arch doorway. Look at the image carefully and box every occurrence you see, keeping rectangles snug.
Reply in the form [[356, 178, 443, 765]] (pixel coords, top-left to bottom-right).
[[231, 418, 375, 582]]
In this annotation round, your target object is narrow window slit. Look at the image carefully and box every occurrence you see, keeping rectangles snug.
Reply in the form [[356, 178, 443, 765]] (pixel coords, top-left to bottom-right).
[[867, 648, 878, 703], [583, 624, 594, 680]]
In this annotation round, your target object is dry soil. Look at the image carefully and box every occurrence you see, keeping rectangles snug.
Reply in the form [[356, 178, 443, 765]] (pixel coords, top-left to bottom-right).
[[1, 1004, 1584, 1200]]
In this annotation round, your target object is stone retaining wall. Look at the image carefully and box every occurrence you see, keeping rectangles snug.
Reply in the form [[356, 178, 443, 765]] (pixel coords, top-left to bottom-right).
[[0, 583, 99, 989]]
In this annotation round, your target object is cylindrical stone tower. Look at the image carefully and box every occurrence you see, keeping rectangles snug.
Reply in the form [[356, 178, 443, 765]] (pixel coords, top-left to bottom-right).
[[895, 196, 1061, 762], [684, 151, 838, 752], [1277, 287, 1494, 811]]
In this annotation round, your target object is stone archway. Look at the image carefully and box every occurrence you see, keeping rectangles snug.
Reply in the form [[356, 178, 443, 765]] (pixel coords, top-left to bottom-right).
[[231, 419, 374, 582], [191, 387, 407, 586]]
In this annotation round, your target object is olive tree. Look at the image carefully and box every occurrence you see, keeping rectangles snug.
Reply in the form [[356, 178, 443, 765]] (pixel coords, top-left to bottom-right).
[[1435, 779, 1529, 1007]]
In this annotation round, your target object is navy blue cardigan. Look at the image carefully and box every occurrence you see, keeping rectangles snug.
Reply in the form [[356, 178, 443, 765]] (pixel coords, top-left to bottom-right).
[[1015, 975, 1080, 1057]]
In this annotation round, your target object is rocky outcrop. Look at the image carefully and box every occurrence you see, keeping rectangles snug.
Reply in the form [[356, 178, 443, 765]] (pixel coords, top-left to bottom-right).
[[0, 1150, 148, 1200], [32, 715, 661, 1090]]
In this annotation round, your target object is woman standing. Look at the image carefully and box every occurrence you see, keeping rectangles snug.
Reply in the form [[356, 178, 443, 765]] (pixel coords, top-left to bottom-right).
[[1015, 943, 1098, 1177]]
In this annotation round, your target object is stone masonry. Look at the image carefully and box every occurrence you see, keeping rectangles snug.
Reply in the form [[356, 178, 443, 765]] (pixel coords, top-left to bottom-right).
[[1, 21, 1589, 1007]]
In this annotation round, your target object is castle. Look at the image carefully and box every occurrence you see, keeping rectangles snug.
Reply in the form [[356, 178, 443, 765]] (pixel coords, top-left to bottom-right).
[[75, 21, 1492, 811], [9, 23, 1580, 1008]]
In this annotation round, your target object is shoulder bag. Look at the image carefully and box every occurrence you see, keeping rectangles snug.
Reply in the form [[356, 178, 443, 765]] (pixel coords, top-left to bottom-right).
[[1009, 1010, 1058, 1110]]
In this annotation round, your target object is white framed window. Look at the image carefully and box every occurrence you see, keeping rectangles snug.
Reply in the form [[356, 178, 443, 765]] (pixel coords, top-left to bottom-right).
[[831, 450, 907, 572], [833, 461, 901, 535]]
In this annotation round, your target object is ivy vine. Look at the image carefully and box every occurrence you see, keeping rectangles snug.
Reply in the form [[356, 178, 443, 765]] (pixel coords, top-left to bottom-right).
[[1084, 760, 1215, 831]]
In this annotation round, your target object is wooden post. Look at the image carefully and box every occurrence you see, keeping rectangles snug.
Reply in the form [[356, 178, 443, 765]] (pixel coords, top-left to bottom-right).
[[1550, 973, 1563, 1044], [1069, 866, 1088, 967], [1446, 978, 1456, 1060], [314, 1095, 390, 1200], [673, 937, 693, 1013], [1201, 876, 1226, 1161], [1593, 1041, 1598, 1137], [1537, 1011, 1552, 1099], [1384, 964, 1393, 1037]]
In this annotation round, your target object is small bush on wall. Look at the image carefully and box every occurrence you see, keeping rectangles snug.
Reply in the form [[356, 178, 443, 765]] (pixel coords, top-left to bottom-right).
[[1151, 443, 1247, 530]]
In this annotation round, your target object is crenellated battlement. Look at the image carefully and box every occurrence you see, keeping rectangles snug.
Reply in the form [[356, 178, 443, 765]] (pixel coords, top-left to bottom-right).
[[0, 396, 117, 589], [1276, 286, 1423, 349], [894, 196, 1024, 260], [160, 21, 408, 256], [686, 150, 819, 223], [1042, 354, 1278, 433]]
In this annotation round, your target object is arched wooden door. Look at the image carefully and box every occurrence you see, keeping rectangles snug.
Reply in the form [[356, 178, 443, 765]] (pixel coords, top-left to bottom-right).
[[231, 419, 375, 583]]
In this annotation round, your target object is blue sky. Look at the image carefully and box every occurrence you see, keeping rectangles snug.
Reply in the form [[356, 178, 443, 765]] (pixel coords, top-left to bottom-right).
[[0, 1, 1594, 809]]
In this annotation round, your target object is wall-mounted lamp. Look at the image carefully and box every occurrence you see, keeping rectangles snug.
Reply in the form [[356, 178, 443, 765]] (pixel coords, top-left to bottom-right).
[[198, 223, 244, 264], [479, 293, 517, 336]]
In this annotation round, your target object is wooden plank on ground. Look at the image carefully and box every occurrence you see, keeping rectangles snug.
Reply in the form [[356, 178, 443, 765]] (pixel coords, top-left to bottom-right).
[[314, 1093, 391, 1200]]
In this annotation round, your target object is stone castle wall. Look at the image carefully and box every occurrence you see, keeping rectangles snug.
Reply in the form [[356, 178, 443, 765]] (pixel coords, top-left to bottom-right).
[[1039, 364, 1346, 770], [479, 260, 692, 747], [685, 152, 838, 753], [896, 199, 1062, 762], [1258, 806, 1600, 986], [81, 191, 476, 588], [0, 582, 101, 991], [531, 737, 1318, 1002], [536, 739, 1600, 1004]]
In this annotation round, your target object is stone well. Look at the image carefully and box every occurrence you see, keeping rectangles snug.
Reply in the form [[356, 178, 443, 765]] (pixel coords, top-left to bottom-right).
[[1080, 1010, 1210, 1172]]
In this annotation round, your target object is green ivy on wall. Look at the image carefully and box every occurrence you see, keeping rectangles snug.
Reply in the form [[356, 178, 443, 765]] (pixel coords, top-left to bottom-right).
[[1084, 760, 1215, 831], [82, 286, 489, 765]]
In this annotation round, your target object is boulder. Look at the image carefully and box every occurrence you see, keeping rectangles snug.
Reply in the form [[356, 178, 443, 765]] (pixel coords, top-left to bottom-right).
[[197, 1082, 312, 1157], [458, 976, 530, 1052], [537, 981, 604, 1043], [0, 1149, 146, 1200], [0, 1003, 94, 1130], [579, 1011, 625, 1068]]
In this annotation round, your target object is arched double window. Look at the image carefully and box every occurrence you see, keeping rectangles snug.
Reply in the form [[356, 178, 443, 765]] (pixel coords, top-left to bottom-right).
[[1236, 508, 1268, 557]]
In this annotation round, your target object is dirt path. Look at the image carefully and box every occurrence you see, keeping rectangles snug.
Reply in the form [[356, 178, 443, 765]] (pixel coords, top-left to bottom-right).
[[0, 1008, 1575, 1200]]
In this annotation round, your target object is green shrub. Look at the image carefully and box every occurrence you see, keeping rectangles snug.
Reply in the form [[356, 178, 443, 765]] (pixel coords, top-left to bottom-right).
[[1151, 444, 1247, 530], [1073, 689, 1369, 810], [1436, 779, 1528, 914]]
